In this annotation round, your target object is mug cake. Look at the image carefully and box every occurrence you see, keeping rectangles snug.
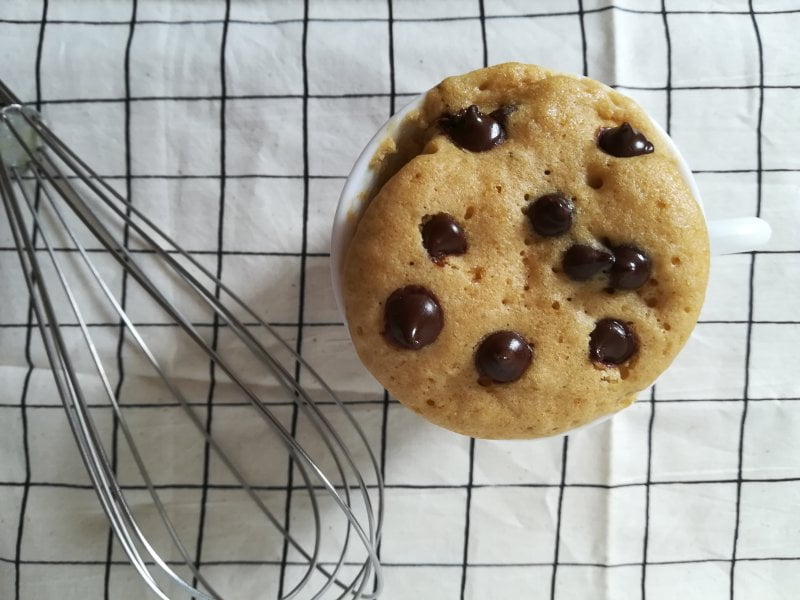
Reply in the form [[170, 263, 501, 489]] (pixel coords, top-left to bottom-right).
[[342, 63, 709, 439]]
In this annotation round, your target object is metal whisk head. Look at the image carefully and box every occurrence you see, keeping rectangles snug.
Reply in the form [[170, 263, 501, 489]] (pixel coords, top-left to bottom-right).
[[0, 79, 383, 599]]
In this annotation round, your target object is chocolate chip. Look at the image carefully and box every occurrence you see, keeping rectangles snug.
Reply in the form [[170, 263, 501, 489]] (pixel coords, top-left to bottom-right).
[[528, 194, 574, 237], [597, 122, 654, 157], [421, 213, 468, 264], [384, 286, 443, 350], [489, 104, 517, 127], [609, 245, 651, 290], [589, 319, 637, 365], [440, 105, 505, 152], [563, 244, 615, 281], [475, 331, 533, 384]]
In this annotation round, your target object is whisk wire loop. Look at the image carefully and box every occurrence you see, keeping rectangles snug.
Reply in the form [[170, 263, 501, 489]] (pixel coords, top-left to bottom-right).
[[0, 81, 383, 600]]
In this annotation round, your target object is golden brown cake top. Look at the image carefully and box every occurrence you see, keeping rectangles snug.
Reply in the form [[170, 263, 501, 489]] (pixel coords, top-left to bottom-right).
[[344, 63, 709, 439]]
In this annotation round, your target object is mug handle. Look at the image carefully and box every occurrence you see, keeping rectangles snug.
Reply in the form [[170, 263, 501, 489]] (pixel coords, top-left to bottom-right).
[[707, 217, 771, 256]]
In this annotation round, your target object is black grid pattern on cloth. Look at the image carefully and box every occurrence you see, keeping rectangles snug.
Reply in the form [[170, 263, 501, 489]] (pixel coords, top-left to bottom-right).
[[1, 0, 799, 599]]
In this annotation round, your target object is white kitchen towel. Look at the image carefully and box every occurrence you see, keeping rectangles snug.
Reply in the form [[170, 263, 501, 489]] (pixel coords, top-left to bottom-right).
[[1, 0, 799, 598]]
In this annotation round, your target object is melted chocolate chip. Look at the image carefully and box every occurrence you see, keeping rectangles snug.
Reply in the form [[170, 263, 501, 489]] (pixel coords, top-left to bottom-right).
[[589, 319, 637, 365], [421, 213, 468, 264], [597, 122, 654, 157], [609, 245, 651, 290], [475, 331, 533, 384], [440, 105, 505, 152], [528, 194, 574, 237], [563, 244, 615, 281], [489, 104, 517, 127], [384, 286, 443, 350]]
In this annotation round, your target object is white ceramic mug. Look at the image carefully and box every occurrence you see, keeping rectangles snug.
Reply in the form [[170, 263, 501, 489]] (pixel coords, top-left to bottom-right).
[[329, 87, 771, 438], [330, 91, 771, 321]]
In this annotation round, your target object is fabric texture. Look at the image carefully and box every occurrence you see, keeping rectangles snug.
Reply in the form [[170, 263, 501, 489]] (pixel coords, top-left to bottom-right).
[[1, 1, 799, 598]]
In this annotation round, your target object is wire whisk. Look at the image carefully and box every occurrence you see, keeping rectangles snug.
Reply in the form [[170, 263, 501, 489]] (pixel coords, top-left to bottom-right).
[[0, 78, 383, 599]]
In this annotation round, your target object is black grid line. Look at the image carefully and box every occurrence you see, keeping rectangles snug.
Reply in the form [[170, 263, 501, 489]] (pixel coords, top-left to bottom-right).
[[9, 82, 800, 109], [2, 395, 799, 413], [101, 2, 136, 596], [459, 437, 475, 599], [7, 173, 348, 181], [11, 2, 47, 598], [577, 0, 588, 79], [191, 2, 231, 594], [3, 5, 800, 27], [0, 398, 402, 411], [661, 0, 672, 138], [477, 0, 488, 69], [641, 385, 657, 597], [549, 437, 569, 599], [0, 321, 346, 328], [10, 81, 800, 106], [2, 556, 799, 569], [0, 247, 331, 257], [2, 476, 799, 493], [277, 1, 310, 595], [731, 3, 766, 599]]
